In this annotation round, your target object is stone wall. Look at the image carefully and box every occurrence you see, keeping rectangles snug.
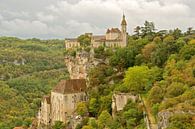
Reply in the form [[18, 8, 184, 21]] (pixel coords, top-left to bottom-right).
[[112, 93, 138, 116], [157, 109, 195, 129], [50, 91, 87, 124]]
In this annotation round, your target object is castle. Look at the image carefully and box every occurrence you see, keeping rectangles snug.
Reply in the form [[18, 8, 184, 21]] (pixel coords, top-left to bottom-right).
[[38, 14, 129, 128], [65, 14, 128, 49]]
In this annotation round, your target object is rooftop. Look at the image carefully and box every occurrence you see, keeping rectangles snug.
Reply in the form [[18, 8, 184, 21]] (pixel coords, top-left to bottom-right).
[[52, 79, 87, 94], [106, 28, 121, 33]]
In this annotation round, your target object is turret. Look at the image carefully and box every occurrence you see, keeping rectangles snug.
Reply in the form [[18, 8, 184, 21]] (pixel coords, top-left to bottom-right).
[[121, 14, 127, 33], [121, 14, 127, 47]]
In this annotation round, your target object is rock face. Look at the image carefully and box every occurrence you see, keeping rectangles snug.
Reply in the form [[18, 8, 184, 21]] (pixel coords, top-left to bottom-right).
[[112, 93, 138, 116], [65, 51, 92, 79], [157, 109, 195, 129], [65, 50, 104, 81]]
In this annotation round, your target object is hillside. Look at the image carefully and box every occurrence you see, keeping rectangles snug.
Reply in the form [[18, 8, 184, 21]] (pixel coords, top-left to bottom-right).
[[64, 25, 195, 129], [0, 37, 69, 128]]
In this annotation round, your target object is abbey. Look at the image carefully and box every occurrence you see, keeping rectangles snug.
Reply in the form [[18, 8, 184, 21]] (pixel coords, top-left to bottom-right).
[[65, 14, 128, 49]]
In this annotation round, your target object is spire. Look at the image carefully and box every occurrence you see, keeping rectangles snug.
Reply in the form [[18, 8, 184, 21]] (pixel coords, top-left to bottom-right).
[[121, 13, 127, 25]]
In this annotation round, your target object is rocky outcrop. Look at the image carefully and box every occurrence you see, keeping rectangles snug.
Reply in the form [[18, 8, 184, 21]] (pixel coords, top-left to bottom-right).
[[65, 50, 104, 81], [157, 109, 195, 129]]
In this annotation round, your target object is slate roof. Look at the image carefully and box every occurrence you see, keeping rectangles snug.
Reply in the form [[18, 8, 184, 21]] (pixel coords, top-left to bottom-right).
[[53, 79, 87, 94]]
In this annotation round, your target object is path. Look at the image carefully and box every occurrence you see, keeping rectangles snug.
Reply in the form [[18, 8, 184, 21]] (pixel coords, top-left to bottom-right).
[[141, 96, 158, 129]]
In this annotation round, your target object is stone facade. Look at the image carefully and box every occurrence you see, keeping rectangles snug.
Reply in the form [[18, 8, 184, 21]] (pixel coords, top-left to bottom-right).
[[65, 14, 128, 49], [112, 93, 138, 116], [40, 96, 51, 125], [38, 79, 87, 127], [65, 38, 80, 49]]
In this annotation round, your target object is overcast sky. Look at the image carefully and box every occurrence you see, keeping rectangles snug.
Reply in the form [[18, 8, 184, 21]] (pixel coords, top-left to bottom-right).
[[0, 0, 194, 39]]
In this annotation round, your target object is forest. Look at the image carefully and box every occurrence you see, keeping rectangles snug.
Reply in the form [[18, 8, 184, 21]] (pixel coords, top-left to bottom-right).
[[0, 37, 69, 128]]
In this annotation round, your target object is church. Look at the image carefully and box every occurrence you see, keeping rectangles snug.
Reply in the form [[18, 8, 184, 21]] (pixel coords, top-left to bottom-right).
[[65, 14, 128, 49]]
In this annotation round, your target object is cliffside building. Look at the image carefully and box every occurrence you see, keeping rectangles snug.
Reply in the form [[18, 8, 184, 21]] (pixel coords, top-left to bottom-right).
[[38, 79, 87, 126], [65, 14, 128, 49]]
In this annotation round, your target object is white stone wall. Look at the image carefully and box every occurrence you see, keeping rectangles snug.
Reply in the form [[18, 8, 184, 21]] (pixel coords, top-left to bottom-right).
[[51, 91, 87, 124], [92, 40, 104, 48], [112, 93, 138, 114], [40, 99, 50, 125], [65, 40, 80, 49], [106, 32, 120, 40]]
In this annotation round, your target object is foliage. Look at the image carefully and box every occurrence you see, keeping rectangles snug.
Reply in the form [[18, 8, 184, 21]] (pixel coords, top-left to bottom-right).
[[78, 34, 91, 47], [52, 121, 66, 129], [123, 66, 151, 93], [0, 37, 68, 128], [167, 114, 194, 129], [76, 102, 88, 116], [97, 110, 112, 129]]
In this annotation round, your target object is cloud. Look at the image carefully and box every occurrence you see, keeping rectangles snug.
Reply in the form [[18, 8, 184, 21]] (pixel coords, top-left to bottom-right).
[[0, 0, 194, 39]]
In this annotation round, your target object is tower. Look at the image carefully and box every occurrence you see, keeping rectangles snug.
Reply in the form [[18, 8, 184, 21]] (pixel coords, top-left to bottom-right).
[[121, 14, 127, 47], [121, 14, 127, 33]]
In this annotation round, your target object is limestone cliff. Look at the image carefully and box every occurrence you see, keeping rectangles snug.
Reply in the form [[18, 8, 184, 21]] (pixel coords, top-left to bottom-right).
[[65, 49, 105, 81]]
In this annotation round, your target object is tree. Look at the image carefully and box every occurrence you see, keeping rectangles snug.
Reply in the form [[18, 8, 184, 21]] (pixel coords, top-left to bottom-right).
[[141, 42, 156, 62], [77, 34, 91, 47], [165, 82, 188, 98], [98, 110, 112, 129], [52, 121, 66, 129], [109, 47, 135, 70], [123, 66, 150, 93], [134, 26, 141, 39], [89, 98, 99, 117], [76, 102, 88, 116], [148, 86, 164, 104], [81, 125, 93, 129], [140, 21, 155, 38], [167, 114, 194, 129]]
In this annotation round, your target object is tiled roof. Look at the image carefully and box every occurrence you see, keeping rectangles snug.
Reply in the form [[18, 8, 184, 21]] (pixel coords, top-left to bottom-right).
[[92, 35, 106, 42], [106, 28, 121, 33], [53, 79, 87, 94]]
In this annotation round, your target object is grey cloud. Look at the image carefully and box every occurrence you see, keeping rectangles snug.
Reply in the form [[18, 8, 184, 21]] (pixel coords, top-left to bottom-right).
[[0, 0, 194, 39]]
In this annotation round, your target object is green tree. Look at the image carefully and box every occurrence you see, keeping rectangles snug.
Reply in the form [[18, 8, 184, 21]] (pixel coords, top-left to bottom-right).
[[89, 98, 99, 117], [98, 110, 112, 129], [148, 86, 164, 104], [82, 125, 93, 129], [76, 102, 88, 116], [52, 121, 66, 129], [123, 66, 150, 93], [78, 34, 91, 47]]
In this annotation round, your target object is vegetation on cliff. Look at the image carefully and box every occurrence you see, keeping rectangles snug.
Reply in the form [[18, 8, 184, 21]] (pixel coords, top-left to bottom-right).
[[73, 22, 195, 129]]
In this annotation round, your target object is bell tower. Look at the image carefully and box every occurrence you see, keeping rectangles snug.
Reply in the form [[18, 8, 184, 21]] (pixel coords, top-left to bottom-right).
[[121, 14, 127, 47], [121, 14, 127, 33]]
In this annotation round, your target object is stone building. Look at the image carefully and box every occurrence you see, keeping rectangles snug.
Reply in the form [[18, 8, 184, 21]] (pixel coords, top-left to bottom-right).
[[38, 79, 87, 126], [65, 14, 128, 49], [112, 93, 138, 116], [51, 79, 87, 124], [40, 96, 51, 125]]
